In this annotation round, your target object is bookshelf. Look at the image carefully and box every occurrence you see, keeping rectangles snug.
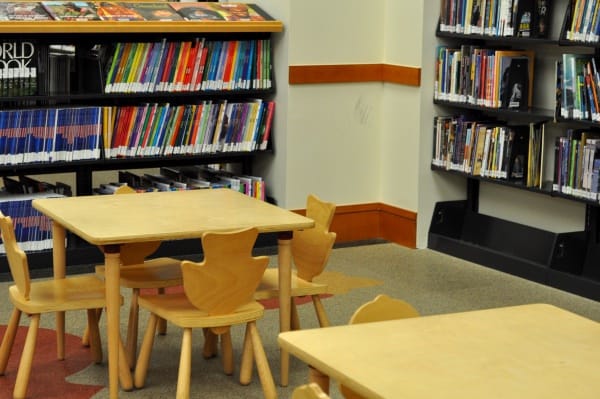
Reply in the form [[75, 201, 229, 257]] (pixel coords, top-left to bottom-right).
[[429, 0, 600, 301], [0, 2, 283, 270]]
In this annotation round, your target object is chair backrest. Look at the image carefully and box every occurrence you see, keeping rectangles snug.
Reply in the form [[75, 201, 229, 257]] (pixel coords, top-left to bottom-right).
[[293, 194, 337, 281], [292, 383, 331, 399], [349, 294, 420, 325], [0, 212, 31, 300], [341, 295, 420, 399], [109, 185, 161, 265], [182, 227, 268, 315], [305, 193, 336, 230]]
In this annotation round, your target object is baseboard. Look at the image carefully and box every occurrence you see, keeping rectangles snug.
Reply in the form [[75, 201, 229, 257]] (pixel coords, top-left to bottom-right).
[[294, 202, 417, 249]]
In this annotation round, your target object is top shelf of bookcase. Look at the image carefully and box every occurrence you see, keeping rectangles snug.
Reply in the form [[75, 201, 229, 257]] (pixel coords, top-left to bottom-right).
[[0, 20, 283, 34]]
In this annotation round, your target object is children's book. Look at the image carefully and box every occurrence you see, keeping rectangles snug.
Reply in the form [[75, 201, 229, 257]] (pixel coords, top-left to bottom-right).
[[41, 1, 101, 21]]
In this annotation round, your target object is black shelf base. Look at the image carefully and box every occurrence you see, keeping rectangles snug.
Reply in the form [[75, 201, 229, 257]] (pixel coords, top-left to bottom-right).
[[428, 200, 600, 301]]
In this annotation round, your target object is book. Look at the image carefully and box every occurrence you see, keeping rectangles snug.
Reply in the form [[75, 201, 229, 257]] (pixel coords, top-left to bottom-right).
[[169, 2, 270, 22], [168, 2, 225, 21], [515, 0, 535, 37], [41, 1, 101, 21], [0, 39, 41, 97], [499, 56, 531, 110], [95, 1, 144, 21], [0, 2, 52, 21], [118, 2, 183, 21]]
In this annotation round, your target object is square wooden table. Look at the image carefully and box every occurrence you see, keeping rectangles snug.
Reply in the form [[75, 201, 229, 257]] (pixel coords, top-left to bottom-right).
[[33, 188, 314, 398], [279, 303, 600, 399]]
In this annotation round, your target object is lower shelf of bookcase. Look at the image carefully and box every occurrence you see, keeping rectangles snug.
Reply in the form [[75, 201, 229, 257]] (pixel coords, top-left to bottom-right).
[[428, 200, 600, 301], [0, 233, 278, 276]]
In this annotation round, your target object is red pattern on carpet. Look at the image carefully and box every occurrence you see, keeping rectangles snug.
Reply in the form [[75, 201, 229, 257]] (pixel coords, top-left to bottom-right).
[[0, 325, 103, 399]]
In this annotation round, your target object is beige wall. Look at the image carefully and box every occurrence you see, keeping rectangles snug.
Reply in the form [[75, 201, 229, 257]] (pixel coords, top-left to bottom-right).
[[240, 0, 586, 247]]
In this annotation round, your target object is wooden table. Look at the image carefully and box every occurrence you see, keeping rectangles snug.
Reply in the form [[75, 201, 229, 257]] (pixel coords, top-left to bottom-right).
[[278, 303, 600, 399], [33, 188, 314, 398]]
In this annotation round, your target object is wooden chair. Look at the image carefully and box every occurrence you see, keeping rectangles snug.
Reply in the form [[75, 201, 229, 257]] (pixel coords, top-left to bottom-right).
[[91, 184, 184, 368], [255, 193, 336, 329], [0, 212, 129, 399], [339, 294, 420, 399], [133, 227, 277, 399], [292, 382, 331, 399]]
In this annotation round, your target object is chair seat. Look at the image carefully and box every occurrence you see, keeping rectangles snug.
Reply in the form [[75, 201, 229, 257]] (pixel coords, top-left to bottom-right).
[[95, 257, 183, 289], [138, 293, 264, 328], [254, 268, 328, 300], [9, 275, 109, 314]]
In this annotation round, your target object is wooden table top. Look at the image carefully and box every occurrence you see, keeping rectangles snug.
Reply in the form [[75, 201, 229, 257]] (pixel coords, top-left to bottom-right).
[[279, 304, 600, 399], [32, 188, 314, 245]]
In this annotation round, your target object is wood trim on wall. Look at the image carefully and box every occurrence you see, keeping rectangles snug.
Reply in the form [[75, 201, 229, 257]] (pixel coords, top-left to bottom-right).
[[289, 64, 421, 87], [294, 202, 417, 249]]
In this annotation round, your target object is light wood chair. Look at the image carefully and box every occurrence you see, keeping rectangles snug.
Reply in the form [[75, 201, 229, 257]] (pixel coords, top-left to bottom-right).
[[0, 212, 129, 399], [292, 382, 331, 399], [339, 294, 420, 399], [255, 193, 336, 329], [133, 227, 277, 399], [90, 184, 184, 368]]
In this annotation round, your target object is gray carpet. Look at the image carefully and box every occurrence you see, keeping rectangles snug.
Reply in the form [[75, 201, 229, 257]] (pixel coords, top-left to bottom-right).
[[1, 242, 600, 398]]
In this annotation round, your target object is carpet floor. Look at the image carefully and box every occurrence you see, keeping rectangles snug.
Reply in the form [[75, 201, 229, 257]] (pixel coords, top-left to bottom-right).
[[1, 241, 600, 399]]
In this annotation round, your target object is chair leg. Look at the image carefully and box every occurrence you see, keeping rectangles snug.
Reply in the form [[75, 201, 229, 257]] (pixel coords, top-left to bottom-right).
[[220, 330, 233, 375], [56, 311, 65, 360], [134, 313, 158, 389], [126, 288, 140, 370], [0, 308, 22, 375], [176, 328, 193, 399], [86, 309, 103, 364], [312, 295, 331, 327], [202, 328, 218, 359], [239, 324, 254, 385], [291, 300, 301, 330], [13, 314, 40, 399], [248, 321, 277, 399], [118, 336, 133, 391], [82, 308, 102, 347], [157, 288, 168, 335]]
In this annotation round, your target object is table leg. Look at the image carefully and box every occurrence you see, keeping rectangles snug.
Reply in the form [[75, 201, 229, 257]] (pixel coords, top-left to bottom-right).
[[277, 231, 293, 387], [104, 246, 124, 398], [52, 222, 66, 360]]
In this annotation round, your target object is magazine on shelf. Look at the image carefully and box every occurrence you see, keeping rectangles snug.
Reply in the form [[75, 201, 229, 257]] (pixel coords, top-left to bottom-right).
[[118, 2, 184, 21], [0, 2, 52, 21], [169, 2, 271, 22], [94, 1, 145, 21], [41, 1, 101, 21]]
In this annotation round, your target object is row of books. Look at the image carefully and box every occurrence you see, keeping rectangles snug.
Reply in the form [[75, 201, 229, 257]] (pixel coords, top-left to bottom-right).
[[0, 192, 65, 253], [565, 0, 600, 43], [104, 100, 274, 159], [0, 107, 102, 166], [114, 167, 266, 200], [0, 100, 274, 165], [438, 0, 550, 38], [3, 175, 72, 196], [0, 2, 268, 22], [434, 45, 533, 110], [553, 130, 600, 201], [104, 38, 272, 94], [432, 116, 544, 187], [558, 54, 600, 122]]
